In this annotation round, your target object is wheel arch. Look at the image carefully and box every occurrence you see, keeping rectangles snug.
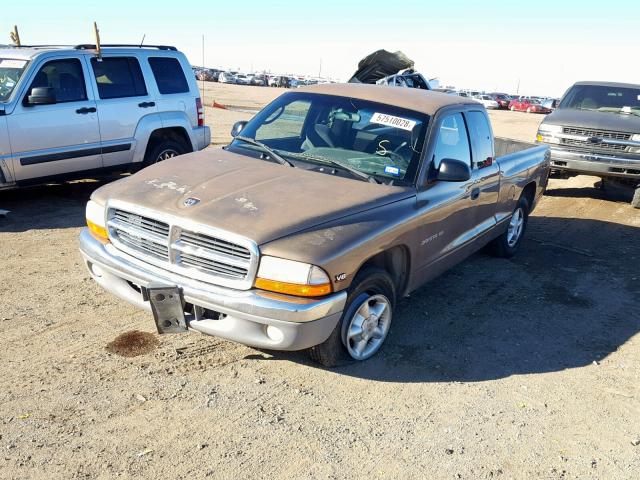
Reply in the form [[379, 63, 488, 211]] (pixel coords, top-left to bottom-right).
[[352, 245, 411, 300]]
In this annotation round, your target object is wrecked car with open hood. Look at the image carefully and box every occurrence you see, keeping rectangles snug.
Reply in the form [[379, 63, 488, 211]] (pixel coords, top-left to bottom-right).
[[80, 83, 549, 366]]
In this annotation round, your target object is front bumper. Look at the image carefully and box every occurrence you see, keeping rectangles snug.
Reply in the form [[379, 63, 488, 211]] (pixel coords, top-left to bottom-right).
[[79, 229, 346, 351], [542, 145, 640, 180]]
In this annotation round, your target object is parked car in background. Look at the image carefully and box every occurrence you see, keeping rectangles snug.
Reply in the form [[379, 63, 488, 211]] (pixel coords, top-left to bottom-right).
[[80, 83, 550, 366], [218, 71, 236, 84], [269, 76, 290, 88], [509, 97, 552, 114], [489, 93, 512, 109], [0, 44, 210, 189], [473, 94, 499, 109], [196, 69, 215, 82], [250, 74, 267, 86], [235, 74, 251, 85], [536, 81, 640, 208]]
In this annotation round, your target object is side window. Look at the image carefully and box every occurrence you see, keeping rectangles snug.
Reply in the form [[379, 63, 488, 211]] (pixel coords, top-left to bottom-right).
[[28, 58, 87, 103], [432, 112, 471, 170], [254, 100, 311, 141], [148, 57, 189, 94], [91, 57, 147, 99], [465, 111, 493, 167]]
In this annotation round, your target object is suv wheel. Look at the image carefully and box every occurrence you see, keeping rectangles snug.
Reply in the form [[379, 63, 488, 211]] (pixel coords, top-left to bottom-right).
[[144, 140, 187, 166], [488, 196, 530, 258], [632, 185, 640, 209], [308, 268, 395, 367]]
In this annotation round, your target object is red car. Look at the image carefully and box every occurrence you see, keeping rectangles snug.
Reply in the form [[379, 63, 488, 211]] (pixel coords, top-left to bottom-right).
[[508, 98, 552, 114]]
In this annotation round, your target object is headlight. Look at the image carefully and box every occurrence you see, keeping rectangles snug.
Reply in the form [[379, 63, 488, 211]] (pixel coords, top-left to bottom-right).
[[631, 133, 640, 142], [255, 256, 332, 297], [86, 200, 109, 243], [538, 124, 562, 133]]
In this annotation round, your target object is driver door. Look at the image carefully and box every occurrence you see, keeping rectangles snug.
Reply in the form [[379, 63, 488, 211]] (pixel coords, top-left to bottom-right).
[[413, 112, 478, 285], [8, 56, 102, 181]]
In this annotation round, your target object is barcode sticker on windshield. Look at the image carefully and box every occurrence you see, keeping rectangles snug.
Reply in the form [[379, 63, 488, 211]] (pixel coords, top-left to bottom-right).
[[0, 59, 27, 69], [370, 112, 416, 131]]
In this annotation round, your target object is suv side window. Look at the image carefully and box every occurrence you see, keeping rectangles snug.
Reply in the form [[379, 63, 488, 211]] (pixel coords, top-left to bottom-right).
[[90, 57, 147, 99], [148, 57, 189, 94], [28, 58, 87, 103], [465, 111, 493, 167], [432, 112, 471, 170]]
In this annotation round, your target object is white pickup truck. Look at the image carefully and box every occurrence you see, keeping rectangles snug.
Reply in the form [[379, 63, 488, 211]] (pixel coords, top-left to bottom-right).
[[0, 44, 210, 188]]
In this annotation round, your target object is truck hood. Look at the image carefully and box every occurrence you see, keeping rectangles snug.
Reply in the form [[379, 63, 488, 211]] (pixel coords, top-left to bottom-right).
[[92, 148, 414, 245], [544, 108, 640, 133]]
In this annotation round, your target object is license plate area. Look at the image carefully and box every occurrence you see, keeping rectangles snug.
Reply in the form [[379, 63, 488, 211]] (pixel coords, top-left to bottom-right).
[[143, 284, 188, 334]]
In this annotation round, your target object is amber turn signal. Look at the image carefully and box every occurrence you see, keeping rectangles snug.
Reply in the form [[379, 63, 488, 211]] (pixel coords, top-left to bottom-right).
[[87, 219, 109, 243], [255, 278, 332, 297]]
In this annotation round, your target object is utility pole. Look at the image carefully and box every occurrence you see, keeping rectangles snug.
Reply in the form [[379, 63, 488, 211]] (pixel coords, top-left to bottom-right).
[[516, 78, 520, 95], [318, 58, 322, 79]]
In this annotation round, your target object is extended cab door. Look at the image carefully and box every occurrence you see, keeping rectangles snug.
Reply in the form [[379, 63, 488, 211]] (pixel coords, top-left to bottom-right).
[[8, 56, 102, 181], [412, 111, 477, 284], [465, 110, 500, 237], [88, 55, 155, 167]]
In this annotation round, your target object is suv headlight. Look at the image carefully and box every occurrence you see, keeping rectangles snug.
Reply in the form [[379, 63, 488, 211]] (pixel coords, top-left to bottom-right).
[[255, 256, 332, 297], [631, 133, 640, 142], [538, 124, 562, 133], [86, 200, 109, 243], [537, 124, 562, 144]]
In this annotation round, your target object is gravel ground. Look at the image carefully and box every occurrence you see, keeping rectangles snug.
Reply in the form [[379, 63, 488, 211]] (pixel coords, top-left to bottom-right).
[[1, 83, 639, 479]]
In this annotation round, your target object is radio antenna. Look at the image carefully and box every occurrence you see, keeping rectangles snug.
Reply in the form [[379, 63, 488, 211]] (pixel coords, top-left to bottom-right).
[[140, 34, 146, 47]]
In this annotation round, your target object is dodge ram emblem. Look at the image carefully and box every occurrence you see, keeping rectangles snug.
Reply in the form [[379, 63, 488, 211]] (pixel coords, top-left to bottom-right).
[[183, 197, 200, 207]]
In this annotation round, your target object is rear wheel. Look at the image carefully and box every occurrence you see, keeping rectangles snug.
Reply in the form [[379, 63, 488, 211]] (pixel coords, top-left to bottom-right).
[[510, 106, 515, 111], [526, 107, 531, 113], [488, 196, 530, 258], [632, 185, 640, 209], [308, 268, 395, 367], [143, 139, 187, 167]]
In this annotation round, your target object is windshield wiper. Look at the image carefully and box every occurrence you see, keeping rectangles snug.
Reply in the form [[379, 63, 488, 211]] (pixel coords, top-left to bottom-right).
[[285, 152, 379, 183], [233, 136, 294, 167]]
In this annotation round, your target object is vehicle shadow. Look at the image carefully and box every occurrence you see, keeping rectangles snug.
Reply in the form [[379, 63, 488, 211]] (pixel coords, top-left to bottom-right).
[[0, 176, 122, 232], [545, 176, 634, 204], [258, 216, 640, 382]]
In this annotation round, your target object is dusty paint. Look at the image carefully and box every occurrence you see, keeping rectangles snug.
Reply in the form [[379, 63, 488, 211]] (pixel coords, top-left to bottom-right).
[[235, 197, 259, 212], [145, 178, 191, 195]]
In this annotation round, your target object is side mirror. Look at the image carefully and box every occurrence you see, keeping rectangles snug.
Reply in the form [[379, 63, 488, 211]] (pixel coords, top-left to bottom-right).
[[26, 87, 56, 106], [230, 120, 248, 138], [436, 158, 471, 182]]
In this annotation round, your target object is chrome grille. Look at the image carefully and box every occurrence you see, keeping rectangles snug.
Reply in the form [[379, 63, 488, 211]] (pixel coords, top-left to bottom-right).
[[107, 205, 259, 289], [110, 210, 170, 260], [560, 137, 628, 152], [562, 127, 632, 140]]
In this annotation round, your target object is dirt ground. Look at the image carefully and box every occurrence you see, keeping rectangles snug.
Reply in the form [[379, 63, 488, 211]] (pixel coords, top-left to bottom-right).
[[1, 83, 639, 480]]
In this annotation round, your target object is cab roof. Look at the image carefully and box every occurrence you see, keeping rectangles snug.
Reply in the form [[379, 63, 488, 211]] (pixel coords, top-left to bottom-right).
[[296, 83, 476, 116]]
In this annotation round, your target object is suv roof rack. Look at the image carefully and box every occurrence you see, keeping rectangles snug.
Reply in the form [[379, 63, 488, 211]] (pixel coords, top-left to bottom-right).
[[74, 44, 177, 51]]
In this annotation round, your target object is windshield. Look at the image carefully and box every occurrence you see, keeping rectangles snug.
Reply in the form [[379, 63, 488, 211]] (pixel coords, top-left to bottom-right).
[[0, 58, 28, 102], [559, 84, 640, 114], [229, 92, 429, 184]]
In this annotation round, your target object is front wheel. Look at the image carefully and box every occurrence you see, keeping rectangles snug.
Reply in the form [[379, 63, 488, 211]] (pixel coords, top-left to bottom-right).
[[488, 196, 530, 258], [308, 268, 395, 367]]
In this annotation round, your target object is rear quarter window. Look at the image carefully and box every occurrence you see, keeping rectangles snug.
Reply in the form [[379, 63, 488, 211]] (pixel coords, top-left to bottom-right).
[[148, 57, 189, 94]]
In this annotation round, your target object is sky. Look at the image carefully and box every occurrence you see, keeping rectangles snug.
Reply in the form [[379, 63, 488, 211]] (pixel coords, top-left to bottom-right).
[[2, 0, 639, 97]]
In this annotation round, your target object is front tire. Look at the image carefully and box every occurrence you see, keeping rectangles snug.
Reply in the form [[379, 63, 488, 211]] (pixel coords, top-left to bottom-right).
[[488, 196, 530, 258], [308, 268, 395, 367]]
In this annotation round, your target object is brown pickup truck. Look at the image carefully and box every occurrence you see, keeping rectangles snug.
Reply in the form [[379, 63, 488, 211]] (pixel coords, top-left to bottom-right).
[[79, 84, 550, 366]]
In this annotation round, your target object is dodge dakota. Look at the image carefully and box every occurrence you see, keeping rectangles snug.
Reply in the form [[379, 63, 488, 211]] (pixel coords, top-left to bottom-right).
[[79, 84, 550, 366]]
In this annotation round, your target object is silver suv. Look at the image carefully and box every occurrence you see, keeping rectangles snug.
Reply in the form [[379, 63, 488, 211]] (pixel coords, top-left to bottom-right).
[[0, 44, 210, 188]]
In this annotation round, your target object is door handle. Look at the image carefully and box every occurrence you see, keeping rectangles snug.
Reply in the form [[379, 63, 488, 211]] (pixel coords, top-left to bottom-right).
[[76, 107, 96, 114], [138, 101, 156, 108], [470, 187, 480, 200]]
